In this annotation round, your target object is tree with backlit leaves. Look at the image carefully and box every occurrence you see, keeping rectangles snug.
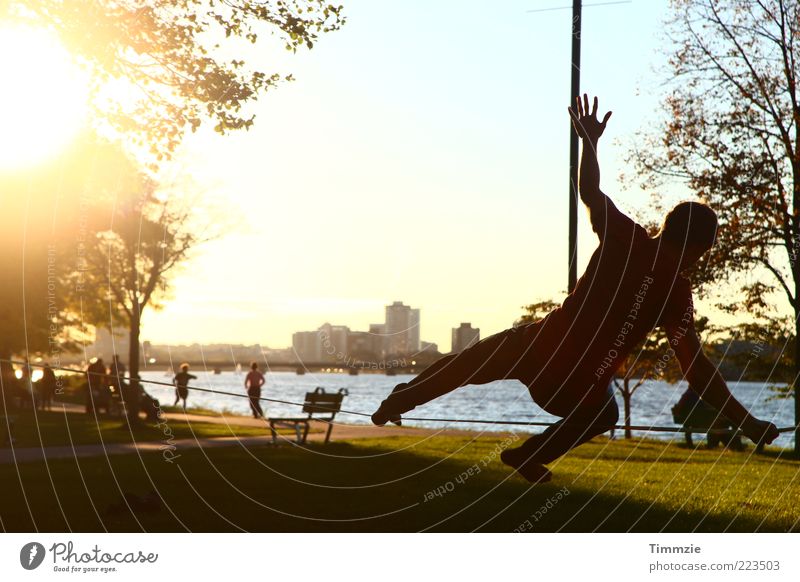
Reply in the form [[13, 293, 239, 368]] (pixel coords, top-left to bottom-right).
[[629, 0, 800, 453], [3, 0, 344, 161]]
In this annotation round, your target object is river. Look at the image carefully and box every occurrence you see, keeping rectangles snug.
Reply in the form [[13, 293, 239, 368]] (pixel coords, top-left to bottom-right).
[[141, 371, 797, 448]]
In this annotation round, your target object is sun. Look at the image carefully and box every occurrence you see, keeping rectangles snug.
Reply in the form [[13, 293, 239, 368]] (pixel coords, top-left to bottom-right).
[[0, 25, 88, 171]]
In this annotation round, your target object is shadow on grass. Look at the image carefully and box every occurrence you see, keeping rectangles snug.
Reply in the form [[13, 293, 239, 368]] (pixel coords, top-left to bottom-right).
[[0, 409, 268, 449], [0, 437, 796, 533]]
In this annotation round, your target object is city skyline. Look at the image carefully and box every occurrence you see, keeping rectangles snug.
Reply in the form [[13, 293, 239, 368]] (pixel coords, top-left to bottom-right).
[[86, 300, 486, 363], [293, 301, 432, 363]]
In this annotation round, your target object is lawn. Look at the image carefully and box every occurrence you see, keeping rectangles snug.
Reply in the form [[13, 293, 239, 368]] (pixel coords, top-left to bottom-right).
[[1, 408, 268, 448], [0, 432, 797, 532]]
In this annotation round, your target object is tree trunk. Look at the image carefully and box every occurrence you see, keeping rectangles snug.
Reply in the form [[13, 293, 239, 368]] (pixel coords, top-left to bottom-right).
[[126, 311, 141, 425], [795, 314, 800, 456]]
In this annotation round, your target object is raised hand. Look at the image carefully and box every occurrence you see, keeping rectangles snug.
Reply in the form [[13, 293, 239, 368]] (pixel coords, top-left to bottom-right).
[[568, 94, 612, 143]]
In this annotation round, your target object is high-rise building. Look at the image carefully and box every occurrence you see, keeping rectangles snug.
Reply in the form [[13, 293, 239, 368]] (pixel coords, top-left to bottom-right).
[[384, 301, 421, 356], [451, 323, 480, 353], [409, 308, 421, 353], [292, 331, 320, 362]]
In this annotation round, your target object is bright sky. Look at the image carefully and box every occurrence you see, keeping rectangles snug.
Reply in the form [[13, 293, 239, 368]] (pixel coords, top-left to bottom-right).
[[0, 25, 87, 170], [3, 1, 683, 351], [143, 0, 678, 350]]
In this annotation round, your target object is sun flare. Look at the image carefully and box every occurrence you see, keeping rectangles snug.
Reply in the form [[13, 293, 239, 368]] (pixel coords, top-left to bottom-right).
[[0, 25, 88, 171]]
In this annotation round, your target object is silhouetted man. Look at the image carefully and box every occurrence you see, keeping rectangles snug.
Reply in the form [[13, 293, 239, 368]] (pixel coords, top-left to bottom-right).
[[372, 94, 780, 483]]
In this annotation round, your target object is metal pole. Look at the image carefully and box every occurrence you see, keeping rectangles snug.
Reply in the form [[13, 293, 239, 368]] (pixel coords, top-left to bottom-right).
[[568, 0, 582, 293]]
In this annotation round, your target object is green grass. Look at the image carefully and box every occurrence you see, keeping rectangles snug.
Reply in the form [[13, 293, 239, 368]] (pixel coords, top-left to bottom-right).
[[159, 404, 238, 417], [1, 409, 268, 448], [0, 433, 797, 532]]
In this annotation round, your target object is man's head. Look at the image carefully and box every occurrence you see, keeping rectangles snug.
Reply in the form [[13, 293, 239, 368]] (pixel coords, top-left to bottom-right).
[[659, 201, 717, 268]]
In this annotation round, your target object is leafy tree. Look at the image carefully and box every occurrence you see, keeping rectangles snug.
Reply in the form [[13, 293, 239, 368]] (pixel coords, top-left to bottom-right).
[[516, 300, 561, 327], [1, 0, 342, 384], [719, 315, 795, 388], [78, 167, 212, 423], [613, 316, 715, 438], [5, 0, 345, 161], [612, 331, 680, 439], [629, 0, 800, 453], [0, 135, 133, 364]]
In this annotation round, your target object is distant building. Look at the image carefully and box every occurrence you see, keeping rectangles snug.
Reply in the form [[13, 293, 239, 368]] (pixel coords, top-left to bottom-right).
[[384, 301, 421, 356], [420, 341, 439, 353], [262, 346, 293, 363], [292, 330, 321, 362], [293, 324, 350, 363], [347, 331, 374, 361], [409, 308, 420, 354], [451, 323, 480, 353], [317, 323, 349, 363], [368, 323, 386, 359]]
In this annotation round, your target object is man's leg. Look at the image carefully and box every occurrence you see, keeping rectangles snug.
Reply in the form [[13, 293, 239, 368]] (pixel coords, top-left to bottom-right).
[[372, 326, 531, 424], [503, 385, 619, 479]]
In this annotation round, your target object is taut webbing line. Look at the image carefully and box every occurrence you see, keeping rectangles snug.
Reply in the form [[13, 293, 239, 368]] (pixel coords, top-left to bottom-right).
[[2, 358, 797, 435]]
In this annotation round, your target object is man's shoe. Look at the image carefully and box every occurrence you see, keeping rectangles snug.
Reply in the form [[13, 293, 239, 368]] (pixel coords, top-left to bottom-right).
[[501, 447, 552, 484]]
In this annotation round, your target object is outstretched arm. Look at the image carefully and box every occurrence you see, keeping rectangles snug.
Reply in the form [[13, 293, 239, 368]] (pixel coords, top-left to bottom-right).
[[669, 322, 779, 446], [568, 95, 634, 238]]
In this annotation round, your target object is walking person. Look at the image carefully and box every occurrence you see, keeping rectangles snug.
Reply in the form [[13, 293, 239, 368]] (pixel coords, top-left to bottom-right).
[[172, 363, 196, 409], [38, 363, 57, 411], [245, 362, 265, 419]]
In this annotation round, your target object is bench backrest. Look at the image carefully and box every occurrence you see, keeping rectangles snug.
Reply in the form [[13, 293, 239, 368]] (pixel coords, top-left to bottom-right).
[[302, 388, 348, 417]]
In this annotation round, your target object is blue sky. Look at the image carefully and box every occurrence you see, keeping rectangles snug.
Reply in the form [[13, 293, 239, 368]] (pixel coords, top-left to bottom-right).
[[144, 0, 681, 350]]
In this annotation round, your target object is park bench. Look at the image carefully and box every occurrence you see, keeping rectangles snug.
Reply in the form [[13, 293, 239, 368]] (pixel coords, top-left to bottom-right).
[[268, 387, 349, 445], [671, 402, 748, 451], [0, 415, 16, 447]]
